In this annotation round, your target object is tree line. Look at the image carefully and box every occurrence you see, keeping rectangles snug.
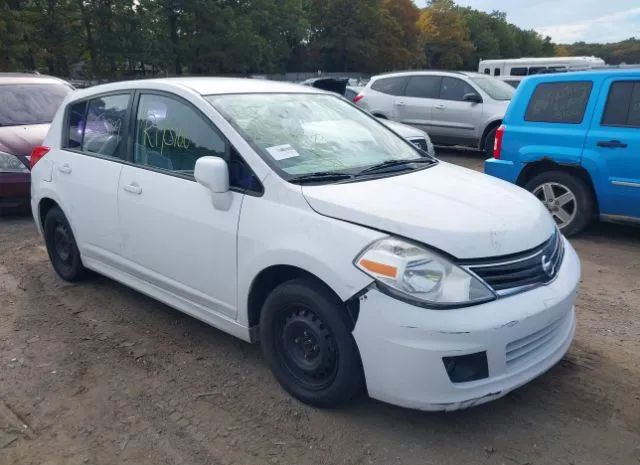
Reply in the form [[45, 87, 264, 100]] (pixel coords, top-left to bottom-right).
[[0, 0, 638, 80]]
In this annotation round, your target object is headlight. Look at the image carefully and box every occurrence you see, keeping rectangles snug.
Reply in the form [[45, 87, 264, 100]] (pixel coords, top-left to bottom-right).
[[355, 237, 495, 308], [0, 152, 29, 173]]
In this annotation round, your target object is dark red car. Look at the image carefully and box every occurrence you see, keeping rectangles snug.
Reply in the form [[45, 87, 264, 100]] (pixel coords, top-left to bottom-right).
[[0, 73, 73, 212]]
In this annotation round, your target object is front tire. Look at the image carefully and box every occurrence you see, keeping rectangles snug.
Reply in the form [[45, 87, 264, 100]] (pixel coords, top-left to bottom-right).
[[482, 126, 498, 155], [525, 170, 595, 236], [44, 206, 87, 282], [259, 278, 363, 408]]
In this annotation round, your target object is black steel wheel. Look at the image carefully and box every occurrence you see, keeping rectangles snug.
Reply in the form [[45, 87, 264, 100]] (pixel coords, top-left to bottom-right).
[[260, 278, 364, 407], [44, 206, 87, 282]]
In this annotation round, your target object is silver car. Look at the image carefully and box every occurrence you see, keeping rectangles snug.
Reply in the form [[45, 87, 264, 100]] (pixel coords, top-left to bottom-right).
[[355, 71, 514, 154]]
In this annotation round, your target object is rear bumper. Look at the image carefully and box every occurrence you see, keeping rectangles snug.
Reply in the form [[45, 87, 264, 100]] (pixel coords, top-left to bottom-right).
[[484, 158, 520, 184], [353, 237, 580, 411], [0, 172, 30, 209]]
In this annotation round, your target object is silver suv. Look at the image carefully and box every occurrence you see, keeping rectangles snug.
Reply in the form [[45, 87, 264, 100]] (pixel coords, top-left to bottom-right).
[[355, 71, 514, 153]]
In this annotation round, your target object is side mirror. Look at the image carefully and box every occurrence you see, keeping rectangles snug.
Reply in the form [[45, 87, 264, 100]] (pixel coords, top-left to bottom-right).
[[195, 156, 229, 193], [463, 93, 482, 103]]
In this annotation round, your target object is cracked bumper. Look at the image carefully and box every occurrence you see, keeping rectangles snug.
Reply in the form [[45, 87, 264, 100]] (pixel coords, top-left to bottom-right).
[[352, 237, 580, 411]]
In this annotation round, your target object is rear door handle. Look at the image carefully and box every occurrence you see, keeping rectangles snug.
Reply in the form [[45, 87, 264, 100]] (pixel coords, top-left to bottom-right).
[[57, 163, 72, 174], [123, 183, 142, 195], [435, 104, 446, 110], [597, 140, 627, 148], [395, 101, 406, 106]]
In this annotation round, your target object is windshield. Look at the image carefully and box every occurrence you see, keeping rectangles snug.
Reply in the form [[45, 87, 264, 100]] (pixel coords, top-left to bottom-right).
[[206, 93, 423, 178], [470, 77, 514, 101], [0, 83, 72, 126]]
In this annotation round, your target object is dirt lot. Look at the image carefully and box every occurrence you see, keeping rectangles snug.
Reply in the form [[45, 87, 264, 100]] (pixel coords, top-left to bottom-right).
[[1, 149, 639, 465]]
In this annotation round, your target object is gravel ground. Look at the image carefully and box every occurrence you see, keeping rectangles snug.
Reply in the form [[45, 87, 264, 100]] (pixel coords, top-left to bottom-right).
[[1, 149, 639, 465]]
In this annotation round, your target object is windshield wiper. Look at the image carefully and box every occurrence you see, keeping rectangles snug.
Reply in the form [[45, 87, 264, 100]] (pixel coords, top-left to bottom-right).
[[288, 171, 354, 185], [356, 157, 435, 176]]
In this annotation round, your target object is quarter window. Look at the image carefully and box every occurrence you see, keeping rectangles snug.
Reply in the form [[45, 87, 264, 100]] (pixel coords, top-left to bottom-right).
[[134, 94, 226, 174], [404, 76, 442, 99], [81, 94, 130, 157], [602, 81, 640, 128], [370, 76, 408, 96], [65, 101, 88, 149], [440, 77, 476, 101], [525, 82, 593, 124]]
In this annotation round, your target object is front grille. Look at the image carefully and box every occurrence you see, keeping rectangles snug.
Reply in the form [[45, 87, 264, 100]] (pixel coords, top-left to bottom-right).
[[409, 137, 429, 152], [505, 315, 567, 370], [465, 232, 564, 294]]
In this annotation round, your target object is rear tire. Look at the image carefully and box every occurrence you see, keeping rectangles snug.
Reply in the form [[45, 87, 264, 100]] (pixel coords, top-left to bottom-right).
[[44, 206, 87, 282], [259, 278, 363, 408], [525, 170, 595, 236]]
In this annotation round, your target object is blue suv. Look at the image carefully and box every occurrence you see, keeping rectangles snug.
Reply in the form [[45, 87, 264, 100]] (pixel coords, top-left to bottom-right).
[[485, 70, 640, 235]]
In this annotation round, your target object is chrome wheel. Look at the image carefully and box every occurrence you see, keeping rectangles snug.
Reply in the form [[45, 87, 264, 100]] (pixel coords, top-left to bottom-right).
[[533, 182, 577, 229]]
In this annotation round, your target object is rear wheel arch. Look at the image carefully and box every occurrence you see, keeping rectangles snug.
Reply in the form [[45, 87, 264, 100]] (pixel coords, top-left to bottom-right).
[[39, 197, 60, 230], [516, 159, 599, 211]]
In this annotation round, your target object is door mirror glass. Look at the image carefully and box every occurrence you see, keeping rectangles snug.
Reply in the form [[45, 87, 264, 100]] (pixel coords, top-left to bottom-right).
[[195, 156, 229, 193], [463, 92, 482, 103]]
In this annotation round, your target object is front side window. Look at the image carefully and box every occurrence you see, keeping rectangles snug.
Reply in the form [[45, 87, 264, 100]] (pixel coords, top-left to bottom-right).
[[525, 81, 593, 124], [405, 76, 442, 99], [470, 76, 514, 101], [0, 83, 71, 126], [134, 94, 226, 175], [440, 77, 476, 101], [207, 93, 423, 178], [370, 76, 408, 96], [81, 94, 130, 157], [602, 81, 640, 128]]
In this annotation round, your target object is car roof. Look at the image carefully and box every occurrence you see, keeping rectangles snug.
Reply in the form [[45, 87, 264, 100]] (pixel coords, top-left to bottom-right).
[[71, 77, 325, 99], [523, 68, 640, 82], [369, 70, 485, 81], [0, 73, 70, 86]]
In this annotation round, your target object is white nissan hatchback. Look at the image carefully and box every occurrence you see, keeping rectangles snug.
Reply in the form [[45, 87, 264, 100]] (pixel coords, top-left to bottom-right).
[[31, 78, 580, 411]]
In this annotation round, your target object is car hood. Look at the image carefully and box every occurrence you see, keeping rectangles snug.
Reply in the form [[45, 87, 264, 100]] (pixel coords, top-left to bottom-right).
[[379, 119, 426, 140], [0, 124, 49, 159], [302, 162, 555, 259]]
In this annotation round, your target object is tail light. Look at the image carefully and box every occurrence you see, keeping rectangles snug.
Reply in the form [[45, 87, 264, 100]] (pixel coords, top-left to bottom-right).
[[353, 93, 364, 104], [493, 125, 505, 159], [30, 146, 50, 169]]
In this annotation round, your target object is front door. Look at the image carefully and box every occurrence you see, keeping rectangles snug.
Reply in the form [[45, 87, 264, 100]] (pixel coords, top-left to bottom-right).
[[585, 78, 640, 219], [117, 92, 243, 318], [431, 77, 483, 145]]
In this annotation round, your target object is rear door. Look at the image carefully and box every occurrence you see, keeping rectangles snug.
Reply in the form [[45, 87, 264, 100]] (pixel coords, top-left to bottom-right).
[[431, 77, 483, 145], [53, 93, 131, 258], [584, 78, 640, 219], [395, 75, 440, 135]]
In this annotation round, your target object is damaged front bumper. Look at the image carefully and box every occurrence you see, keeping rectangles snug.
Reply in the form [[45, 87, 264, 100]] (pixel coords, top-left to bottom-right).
[[352, 237, 580, 411]]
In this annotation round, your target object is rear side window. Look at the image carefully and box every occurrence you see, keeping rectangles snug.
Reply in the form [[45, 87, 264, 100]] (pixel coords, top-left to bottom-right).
[[510, 67, 528, 76], [81, 94, 130, 157], [525, 81, 593, 124], [0, 84, 71, 126], [405, 76, 442, 99], [602, 81, 640, 128], [370, 77, 408, 96]]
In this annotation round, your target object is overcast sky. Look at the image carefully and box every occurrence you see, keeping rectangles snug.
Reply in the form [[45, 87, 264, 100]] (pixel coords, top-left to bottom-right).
[[413, 0, 640, 43]]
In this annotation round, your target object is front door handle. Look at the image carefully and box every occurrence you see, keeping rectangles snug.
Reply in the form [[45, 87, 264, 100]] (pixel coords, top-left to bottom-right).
[[435, 104, 446, 110], [57, 163, 72, 174], [395, 101, 406, 106], [123, 183, 142, 195], [597, 139, 627, 149]]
